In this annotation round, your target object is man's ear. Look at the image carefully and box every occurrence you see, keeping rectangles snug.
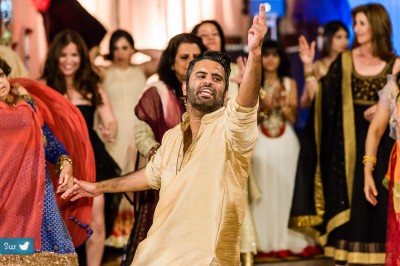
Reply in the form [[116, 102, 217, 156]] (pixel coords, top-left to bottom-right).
[[182, 82, 187, 96], [224, 88, 229, 100]]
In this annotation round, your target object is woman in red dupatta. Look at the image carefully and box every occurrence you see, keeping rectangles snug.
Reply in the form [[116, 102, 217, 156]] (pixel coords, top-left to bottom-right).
[[121, 33, 206, 265], [364, 73, 400, 265], [0, 58, 94, 264]]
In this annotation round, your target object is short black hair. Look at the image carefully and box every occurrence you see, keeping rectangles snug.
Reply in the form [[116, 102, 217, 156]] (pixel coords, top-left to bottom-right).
[[0, 57, 12, 76], [185, 51, 231, 91]]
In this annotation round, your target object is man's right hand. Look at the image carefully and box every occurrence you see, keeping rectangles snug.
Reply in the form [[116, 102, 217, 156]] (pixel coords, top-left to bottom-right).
[[61, 178, 102, 201]]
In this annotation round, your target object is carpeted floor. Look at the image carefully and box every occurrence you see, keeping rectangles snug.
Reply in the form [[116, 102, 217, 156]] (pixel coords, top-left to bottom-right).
[[101, 247, 335, 266], [255, 255, 335, 265]]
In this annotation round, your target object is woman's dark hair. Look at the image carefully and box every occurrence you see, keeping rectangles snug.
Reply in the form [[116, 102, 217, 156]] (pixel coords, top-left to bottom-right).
[[261, 39, 291, 86], [351, 3, 394, 61], [0, 57, 11, 76], [320, 20, 349, 58], [104, 29, 135, 61], [158, 33, 207, 98], [397, 73, 400, 97], [41, 29, 102, 106], [191, 20, 226, 53]]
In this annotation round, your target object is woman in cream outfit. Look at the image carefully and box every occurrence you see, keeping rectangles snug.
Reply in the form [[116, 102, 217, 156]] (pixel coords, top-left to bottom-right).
[[100, 29, 160, 248]]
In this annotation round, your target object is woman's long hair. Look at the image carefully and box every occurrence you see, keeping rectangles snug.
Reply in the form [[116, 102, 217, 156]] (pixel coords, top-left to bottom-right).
[[320, 20, 349, 58], [41, 29, 102, 106], [261, 39, 291, 86], [157, 33, 207, 99], [351, 3, 394, 62]]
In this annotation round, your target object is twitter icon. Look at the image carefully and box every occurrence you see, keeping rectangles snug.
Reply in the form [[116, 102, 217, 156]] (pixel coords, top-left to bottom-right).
[[19, 241, 30, 251], [0, 238, 34, 254]]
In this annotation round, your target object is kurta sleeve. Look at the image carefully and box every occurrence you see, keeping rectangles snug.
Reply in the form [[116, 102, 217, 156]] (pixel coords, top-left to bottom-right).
[[144, 138, 164, 190], [224, 98, 259, 154]]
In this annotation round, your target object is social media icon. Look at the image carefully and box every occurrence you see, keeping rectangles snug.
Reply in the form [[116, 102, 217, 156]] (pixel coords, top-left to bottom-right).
[[19, 241, 30, 251], [0, 238, 34, 254]]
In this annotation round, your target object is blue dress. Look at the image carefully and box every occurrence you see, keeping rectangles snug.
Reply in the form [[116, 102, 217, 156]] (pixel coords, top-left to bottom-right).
[[39, 124, 76, 254]]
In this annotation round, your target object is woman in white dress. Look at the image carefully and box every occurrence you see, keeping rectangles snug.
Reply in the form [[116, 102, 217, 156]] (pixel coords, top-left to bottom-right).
[[252, 40, 312, 256], [100, 29, 161, 248], [101, 29, 160, 174]]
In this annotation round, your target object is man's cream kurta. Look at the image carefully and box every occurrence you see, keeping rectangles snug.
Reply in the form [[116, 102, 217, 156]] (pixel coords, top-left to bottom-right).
[[132, 99, 258, 266]]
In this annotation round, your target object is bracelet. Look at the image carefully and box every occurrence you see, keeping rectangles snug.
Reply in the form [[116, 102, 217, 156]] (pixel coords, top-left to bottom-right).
[[362, 155, 377, 166], [304, 70, 315, 78], [56, 155, 73, 176], [259, 89, 266, 100], [259, 111, 268, 120], [305, 76, 316, 83]]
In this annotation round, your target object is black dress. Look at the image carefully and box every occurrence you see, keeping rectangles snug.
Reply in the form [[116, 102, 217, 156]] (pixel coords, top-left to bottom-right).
[[290, 52, 395, 264], [76, 105, 120, 181], [75, 105, 120, 265]]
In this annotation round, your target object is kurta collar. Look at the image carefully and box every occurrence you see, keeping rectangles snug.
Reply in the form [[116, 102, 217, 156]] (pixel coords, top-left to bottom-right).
[[182, 106, 226, 125]]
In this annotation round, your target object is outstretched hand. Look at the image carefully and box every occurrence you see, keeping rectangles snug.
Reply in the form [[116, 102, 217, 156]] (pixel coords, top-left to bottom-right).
[[247, 4, 268, 53], [61, 178, 102, 201]]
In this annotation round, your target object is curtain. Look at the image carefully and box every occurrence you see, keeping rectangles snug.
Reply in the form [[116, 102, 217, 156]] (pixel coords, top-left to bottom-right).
[[12, 0, 248, 77]]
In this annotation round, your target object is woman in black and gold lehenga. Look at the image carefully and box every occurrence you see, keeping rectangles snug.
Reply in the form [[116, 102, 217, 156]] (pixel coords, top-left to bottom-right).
[[290, 3, 400, 265]]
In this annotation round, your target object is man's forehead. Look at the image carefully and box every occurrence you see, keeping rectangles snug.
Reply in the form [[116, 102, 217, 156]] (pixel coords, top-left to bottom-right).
[[192, 59, 225, 74]]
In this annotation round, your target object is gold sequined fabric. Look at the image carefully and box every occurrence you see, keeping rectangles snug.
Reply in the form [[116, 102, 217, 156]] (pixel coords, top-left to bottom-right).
[[0, 252, 78, 266], [352, 58, 395, 105]]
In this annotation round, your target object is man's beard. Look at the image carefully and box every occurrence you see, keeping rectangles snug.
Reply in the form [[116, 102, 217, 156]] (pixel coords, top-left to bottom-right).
[[186, 85, 225, 114]]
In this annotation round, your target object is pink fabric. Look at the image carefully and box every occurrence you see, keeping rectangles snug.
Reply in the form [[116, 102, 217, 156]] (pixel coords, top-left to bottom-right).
[[10, 78, 96, 247], [135, 83, 184, 142], [31, 0, 51, 12], [0, 100, 46, 250], [155, 82, 184, 128], [385, 144, 400, 265]]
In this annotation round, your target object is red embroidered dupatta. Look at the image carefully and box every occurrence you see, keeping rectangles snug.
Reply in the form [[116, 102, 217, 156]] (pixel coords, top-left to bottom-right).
[[0, 100, 46, 250], [10, 78, 96, 247]]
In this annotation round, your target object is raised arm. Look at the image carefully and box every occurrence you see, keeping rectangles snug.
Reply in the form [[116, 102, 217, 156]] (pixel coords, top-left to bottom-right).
[[298, 35, 318, 109], [236, 4, 268, 108], [62, 168, 150, 201], [137, 49, 162, 79]]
